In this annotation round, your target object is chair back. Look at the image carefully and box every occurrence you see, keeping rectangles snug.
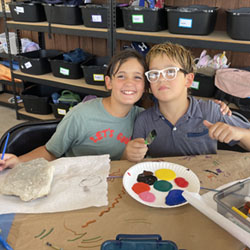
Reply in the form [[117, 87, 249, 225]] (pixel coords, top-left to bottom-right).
[[0, 119, 59, 156]]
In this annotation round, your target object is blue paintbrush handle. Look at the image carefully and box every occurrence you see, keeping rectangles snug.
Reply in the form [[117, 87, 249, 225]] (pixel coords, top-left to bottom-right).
[[1, 132, 10, 160], [0, 235, 13, 250]]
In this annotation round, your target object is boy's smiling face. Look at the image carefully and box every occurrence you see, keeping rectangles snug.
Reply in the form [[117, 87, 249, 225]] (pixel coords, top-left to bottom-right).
[[148, 54, 194, 104]]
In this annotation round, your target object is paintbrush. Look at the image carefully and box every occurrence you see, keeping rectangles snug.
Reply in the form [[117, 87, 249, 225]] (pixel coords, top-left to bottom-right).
[[145, 129, 157, 145], [0, 229, 13, 250], [1, 132, 10, 160]]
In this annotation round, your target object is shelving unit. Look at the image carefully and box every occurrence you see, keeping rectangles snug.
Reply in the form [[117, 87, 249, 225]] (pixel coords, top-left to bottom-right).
[[3, 5, 113, 120], [1, 0, 250, 120]]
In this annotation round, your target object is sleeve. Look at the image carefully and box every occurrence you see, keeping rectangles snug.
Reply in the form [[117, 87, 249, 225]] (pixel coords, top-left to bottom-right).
[[45, 109, 85, 157]]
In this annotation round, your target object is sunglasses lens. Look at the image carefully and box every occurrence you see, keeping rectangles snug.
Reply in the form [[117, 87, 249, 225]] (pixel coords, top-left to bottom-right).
[[147, 71, 159, 82], [163, 68, 176, 80]]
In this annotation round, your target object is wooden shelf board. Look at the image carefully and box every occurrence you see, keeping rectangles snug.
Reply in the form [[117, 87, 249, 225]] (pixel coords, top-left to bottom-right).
[[18, 108, 55, 120], [7, 21, 108, 32], [0, 92, 14, 103], [13, 70, 108, 93], [116, 28, 250, 45]]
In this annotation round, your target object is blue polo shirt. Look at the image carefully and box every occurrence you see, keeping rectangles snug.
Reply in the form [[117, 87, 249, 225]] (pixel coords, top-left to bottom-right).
[[132, 96, 250, 157]]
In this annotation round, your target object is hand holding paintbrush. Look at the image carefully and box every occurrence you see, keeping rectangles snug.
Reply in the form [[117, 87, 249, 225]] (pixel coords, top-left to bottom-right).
[[122, 129, 157, 162]]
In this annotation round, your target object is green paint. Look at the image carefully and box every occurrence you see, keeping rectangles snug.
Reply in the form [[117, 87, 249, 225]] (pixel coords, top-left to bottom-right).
[[153, 180, 173, 192], [68, 233, 87, 242], [40, 228, 54, 239], [81, 236, 101, 242], [34, 229, 46, 238]]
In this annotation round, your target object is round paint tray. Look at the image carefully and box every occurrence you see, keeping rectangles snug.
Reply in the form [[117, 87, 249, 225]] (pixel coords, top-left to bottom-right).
[[123, 161, 200, 208]]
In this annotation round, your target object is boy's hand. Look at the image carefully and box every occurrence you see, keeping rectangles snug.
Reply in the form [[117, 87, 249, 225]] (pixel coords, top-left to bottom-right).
[[213, 100, 232, 116], [203, 120, 242, 143], [122, 138, 148, 162], [0, 153, 19, 171]]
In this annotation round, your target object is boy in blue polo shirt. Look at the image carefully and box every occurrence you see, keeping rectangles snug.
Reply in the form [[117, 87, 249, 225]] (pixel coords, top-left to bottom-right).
[[123, 43, 250, 162]]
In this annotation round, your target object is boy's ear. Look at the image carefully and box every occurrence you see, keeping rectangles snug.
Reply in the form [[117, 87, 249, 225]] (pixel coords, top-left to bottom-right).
[[185, 73, 195, 88], [105, 76, 112, 90]]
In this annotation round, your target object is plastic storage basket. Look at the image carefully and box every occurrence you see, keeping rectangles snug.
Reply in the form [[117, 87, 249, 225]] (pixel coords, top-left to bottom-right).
[[81, 56, 110, 86], [9, 1, 46, 22], [190, 73, 215, 97], [101, 234, 178, 250], [166, 5, 218, 35], [21, 85, 60, 115], [49, 53, 93, 79], [214, 179, 250, 232], [80, 4, 123, 28], [44, 4, 83, 25], [226, 8, 250, 41], [17, 49, 63, 75], [122, 6, 167, 32]]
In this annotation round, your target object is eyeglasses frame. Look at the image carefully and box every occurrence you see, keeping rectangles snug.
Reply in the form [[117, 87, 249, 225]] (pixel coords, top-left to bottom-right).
[[145, 66, 188, 83]]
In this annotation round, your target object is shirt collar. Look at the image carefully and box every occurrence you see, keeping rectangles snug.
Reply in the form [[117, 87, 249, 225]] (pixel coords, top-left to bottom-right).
[[152, 96, 204, 121]]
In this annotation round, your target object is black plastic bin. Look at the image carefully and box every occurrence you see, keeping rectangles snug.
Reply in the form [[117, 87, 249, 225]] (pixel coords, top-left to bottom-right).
[[21, 85, 60, 115], [49, 53, 93, 79], [80, 4, 123, 28], [17, 49, 63, 75], [9, 1, 46, 22], [122, 6, 167, 32], [190, 73, 215, 97], [50, 102, 71, 118], [44, 4, 83, 25], [166, 5, 218, 35], [226, 8, 250, 41], [81, 56, 110, 85]]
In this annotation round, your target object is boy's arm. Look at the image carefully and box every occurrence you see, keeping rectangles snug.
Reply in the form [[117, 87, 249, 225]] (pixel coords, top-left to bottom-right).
[[203, 120, 250, 151], [121, 138, 148, 162], [0, 145, 56, 171]]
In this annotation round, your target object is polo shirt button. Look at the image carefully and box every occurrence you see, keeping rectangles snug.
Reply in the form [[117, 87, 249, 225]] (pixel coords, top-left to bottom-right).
[[173, 127, 177, 131]]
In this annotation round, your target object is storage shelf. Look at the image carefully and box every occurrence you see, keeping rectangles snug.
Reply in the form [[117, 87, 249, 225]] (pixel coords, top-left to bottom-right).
[[116, 28, 250, 52], [0, 52, 10, 59], [0, 92, 17, 108], [0, 11, 11, 18], [13, 70, 110, 96], [18, 108, 55, 120], [7, 21, 109, 39], [0, 79, 13, 86]]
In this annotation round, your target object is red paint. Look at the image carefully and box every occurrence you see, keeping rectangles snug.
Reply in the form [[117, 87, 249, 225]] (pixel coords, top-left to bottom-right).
[[132, 182, 150, 194], [127, 172, 131, 176], [174, 177, 189, 188]]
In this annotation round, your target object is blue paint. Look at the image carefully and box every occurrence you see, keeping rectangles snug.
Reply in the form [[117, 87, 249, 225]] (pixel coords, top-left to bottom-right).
[[165, 190, 186, 206], [0, 214, 15, 250]]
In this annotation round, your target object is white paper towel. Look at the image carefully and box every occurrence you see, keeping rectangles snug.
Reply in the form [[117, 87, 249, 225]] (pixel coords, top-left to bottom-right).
[[0, 154, 110, 214], [183, 190, 250, 248]]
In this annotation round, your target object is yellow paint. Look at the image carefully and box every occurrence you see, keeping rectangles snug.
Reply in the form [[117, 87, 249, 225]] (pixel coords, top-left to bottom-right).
[[155, 169, 176, 181]]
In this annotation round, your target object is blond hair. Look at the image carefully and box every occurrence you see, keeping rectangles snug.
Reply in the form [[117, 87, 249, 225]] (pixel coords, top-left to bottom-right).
[[146, 42, 196, 74]]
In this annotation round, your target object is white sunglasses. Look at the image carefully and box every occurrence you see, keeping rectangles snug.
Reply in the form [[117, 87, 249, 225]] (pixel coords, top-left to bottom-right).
[[145, 67, 188, 83]]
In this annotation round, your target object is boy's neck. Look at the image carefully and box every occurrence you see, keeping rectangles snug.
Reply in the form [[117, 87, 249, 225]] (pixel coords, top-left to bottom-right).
[[102, 97, 132, 118], [158, 96, 190, 126]]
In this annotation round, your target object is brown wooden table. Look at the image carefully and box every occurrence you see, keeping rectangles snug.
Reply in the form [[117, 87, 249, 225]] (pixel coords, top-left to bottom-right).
[[7, 151, 250, 250]]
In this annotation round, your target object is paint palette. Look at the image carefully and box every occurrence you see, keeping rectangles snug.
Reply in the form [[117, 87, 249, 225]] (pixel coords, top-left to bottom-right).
[[123, 162, 200, 208]]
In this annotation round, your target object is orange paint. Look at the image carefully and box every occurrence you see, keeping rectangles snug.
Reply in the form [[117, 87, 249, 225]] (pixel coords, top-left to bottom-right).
[[132, 182, 150, 194]]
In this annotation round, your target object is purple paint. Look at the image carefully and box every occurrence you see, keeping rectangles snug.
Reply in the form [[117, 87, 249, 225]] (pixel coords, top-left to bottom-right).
[[165, 190, 186, 206]]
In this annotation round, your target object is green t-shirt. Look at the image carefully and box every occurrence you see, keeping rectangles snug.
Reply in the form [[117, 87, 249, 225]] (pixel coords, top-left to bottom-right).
[[46, 98, 143, 160]]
